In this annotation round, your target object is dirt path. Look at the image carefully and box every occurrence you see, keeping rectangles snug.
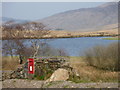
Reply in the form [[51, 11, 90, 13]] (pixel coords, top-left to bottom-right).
[[2, 79, 119, 88]]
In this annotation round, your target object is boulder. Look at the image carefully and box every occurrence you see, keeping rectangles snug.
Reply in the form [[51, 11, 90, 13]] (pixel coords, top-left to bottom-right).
[[46, 68, 69, 82]]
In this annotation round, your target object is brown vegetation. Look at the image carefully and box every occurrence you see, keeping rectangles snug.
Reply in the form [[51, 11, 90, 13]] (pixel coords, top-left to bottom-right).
[[2, 29, 119, 40], [2, 56, 19, 70], [84, 42, 119, 71], [2, 22, 118, 40], [2, 21, 50, 40], [69, 57, 118, 82]]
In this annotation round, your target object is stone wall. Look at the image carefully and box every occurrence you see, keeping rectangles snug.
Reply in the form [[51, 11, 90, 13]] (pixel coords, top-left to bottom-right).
[[6, 57, 72, 80]]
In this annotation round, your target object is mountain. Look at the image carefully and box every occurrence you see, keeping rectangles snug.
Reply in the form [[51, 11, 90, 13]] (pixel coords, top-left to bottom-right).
[[0, 17, 30, 24], [38, 2, 118, 31]]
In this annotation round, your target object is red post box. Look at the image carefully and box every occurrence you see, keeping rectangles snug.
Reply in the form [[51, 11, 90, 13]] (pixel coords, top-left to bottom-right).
[[28, 58, 34, 74]]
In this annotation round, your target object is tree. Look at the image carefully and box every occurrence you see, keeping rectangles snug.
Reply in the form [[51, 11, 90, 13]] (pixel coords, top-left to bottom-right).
[[2, 20, 25, 57], [2, 21, 50, 60], [57, 48, 69, 56], [22, 22, 50, 58], [22, 22, 46, 30]]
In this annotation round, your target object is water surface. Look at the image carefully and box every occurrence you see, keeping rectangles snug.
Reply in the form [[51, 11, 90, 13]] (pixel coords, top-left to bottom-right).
[[39, 37, 118, 56], [3, 37, 117, 56]]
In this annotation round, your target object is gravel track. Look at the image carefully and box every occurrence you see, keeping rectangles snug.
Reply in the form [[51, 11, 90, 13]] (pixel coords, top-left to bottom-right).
[[2, 79, 119, 88]]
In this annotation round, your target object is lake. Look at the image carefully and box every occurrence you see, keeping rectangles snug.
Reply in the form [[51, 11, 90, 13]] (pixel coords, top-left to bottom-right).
[[3, 37, 118, 56], [29, 37, 117, 56]]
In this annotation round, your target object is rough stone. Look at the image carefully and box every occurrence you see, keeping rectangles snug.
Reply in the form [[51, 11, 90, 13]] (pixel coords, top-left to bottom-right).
[[46, 68, 69, 82]]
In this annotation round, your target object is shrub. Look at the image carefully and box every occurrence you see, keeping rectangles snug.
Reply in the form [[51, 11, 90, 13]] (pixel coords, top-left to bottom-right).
[[84, 42, 119, 71]]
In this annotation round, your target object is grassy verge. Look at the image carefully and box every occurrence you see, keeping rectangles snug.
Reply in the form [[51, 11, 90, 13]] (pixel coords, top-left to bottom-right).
[[103, 37, 120, 40]]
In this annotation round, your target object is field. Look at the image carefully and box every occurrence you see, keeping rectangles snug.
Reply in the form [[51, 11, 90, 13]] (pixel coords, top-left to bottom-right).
[[2, 28, 118, 40], [2, 56, 19, 70]]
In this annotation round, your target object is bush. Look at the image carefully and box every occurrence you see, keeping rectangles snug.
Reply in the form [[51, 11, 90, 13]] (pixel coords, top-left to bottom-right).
[[84, 42, 119, 71]]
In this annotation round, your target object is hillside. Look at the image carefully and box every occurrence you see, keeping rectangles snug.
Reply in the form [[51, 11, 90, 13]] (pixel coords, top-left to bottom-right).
[[0, 17, 30, 24], [38, 2, 118, 31]]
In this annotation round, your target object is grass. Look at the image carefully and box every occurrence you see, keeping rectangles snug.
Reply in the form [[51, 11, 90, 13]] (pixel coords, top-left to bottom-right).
[[103, 37, 120, 40], [2, 56, 19, 70], [45, 81, 63, 88], [69, 56, 118, 83], [63, 85, 69, 88], [36, 75, 45, 80]]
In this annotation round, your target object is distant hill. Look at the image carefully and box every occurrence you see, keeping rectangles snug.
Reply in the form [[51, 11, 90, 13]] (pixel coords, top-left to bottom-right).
[[1, 17, 30, 24], [38, 2, 118, 31]]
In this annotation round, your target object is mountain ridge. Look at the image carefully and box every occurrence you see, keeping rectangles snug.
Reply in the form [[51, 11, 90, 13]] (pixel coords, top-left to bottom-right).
[[38, 2, 118, 31], [1, 17, 30, 24]]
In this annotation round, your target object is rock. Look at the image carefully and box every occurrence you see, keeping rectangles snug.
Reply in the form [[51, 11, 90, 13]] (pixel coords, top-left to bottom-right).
[[46, 68, 69, 82]]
